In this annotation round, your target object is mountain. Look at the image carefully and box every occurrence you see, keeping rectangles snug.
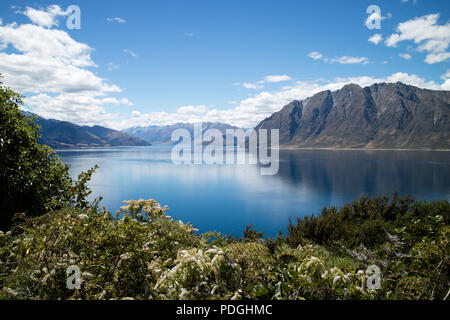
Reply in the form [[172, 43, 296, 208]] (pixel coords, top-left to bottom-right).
[[23, 112, 150, 148], [255, 82, 450, 149], [123, 122, 241, 145]]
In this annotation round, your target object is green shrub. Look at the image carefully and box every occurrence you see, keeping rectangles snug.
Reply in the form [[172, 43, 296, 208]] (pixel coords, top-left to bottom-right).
[[0, 77, 98, 231], [285, 192, 449, 249], [1, 196, 447, 300]]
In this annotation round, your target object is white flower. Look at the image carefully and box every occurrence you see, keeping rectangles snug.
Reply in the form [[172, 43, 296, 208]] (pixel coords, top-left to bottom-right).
[[332, 275, 341, 286], [231, 289, 242, 300]]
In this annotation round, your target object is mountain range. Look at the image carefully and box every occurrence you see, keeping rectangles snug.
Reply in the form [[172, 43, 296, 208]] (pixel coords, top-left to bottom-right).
[[255, 82, 450, 149], [123, 122, 240, 145], [23, 112, 150, 149], [24, 82, 450, 149]]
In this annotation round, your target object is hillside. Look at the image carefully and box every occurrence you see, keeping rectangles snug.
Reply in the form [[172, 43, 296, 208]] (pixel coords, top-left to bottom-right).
[[123, 122, 240, 145], [23, 112, 150, 148], [255, 82, 450, 149]]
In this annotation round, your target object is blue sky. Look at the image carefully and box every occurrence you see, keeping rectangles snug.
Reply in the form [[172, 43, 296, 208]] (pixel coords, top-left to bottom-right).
[[0, 0, 449, 128]]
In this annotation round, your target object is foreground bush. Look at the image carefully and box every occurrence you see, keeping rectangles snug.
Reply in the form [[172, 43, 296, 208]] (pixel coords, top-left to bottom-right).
[[1, 196, 448, 300], [285, 192, 450, 249]]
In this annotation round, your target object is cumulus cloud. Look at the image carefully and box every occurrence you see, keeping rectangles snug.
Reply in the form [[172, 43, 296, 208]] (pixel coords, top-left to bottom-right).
[[425, 52, 450, 64], [440, 69, 450, 80], [308, 51, 322, 60], [385, 14, 450, 64], [399, 53, 412, 60], [0, 23, 94, 67], [22, 5, 68, 28], [0, 16, 132, 126], [368, 34, 383, 45], [107, 17, 126, 24], [25, 93, 120, 124]]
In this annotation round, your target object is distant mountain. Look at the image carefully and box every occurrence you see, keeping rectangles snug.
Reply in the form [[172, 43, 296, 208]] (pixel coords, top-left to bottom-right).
[[22, 112, 150, 149], [123, 122, 240, 145], [255, 82, 450, 149]]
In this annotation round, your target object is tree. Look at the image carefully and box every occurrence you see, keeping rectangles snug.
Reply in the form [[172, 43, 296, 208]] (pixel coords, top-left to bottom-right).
[[0, 75, 74, 231]]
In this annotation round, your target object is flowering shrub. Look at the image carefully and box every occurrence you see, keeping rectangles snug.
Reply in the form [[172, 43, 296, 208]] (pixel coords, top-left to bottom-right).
[[0, 197, 448, 300]]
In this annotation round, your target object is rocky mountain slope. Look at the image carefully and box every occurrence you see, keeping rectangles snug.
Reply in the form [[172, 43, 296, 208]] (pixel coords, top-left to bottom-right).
[[255, 82, 450, 149]]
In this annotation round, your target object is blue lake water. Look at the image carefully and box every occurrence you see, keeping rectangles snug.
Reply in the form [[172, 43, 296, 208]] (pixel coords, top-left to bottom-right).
[[57, 147, 450, 238]]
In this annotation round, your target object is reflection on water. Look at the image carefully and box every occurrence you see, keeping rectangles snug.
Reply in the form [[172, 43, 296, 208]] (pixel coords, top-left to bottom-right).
[[58, 146, 450, 237]]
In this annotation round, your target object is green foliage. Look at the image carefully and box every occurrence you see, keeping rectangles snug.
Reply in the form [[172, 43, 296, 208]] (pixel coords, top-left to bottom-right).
[[0, 77, 100, 231], [0, 196, 448, 300], [243, 224, 264, 242], [284, 192, 449, 249]]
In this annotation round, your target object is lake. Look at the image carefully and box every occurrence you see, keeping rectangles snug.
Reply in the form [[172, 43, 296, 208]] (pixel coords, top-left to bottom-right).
[[57, 147, 450, 238]]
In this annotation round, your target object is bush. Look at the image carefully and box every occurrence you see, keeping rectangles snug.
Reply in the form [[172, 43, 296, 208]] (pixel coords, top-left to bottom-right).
[[284, 192, 449, 249], [1, 196, 447, 300], [0, 77, 98, 231]]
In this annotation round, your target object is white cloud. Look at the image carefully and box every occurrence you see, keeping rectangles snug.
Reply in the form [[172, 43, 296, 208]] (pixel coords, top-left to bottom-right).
[[0, 13, 132, 126], [399, 53, 412, 60], [441, 69, 450, 80], [264, 75, 292, 83], [184, 33, 194, 37], [0, 52, 119, 94], [238, 75, 292, 89], [386, 14, 450, 64], [25, 93, 119, 125], [0, 18, 3, 25], [425, 52, 450, 64], [308, 51, 322, 60], [329, 56, 369, 64], [242, 82, 264, 89], [368, 34, 383, 45], [22, 5, 67, 28], [123, 49, 138, 58], [107, 17, 126, 24], [0, 23, 95, 67]]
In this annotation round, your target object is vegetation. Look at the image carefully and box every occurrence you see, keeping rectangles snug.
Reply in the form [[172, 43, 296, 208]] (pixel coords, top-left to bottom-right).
[[0, 77, 97, 231], [0, 196, 448, 300], [0, 77, 448, 300]]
